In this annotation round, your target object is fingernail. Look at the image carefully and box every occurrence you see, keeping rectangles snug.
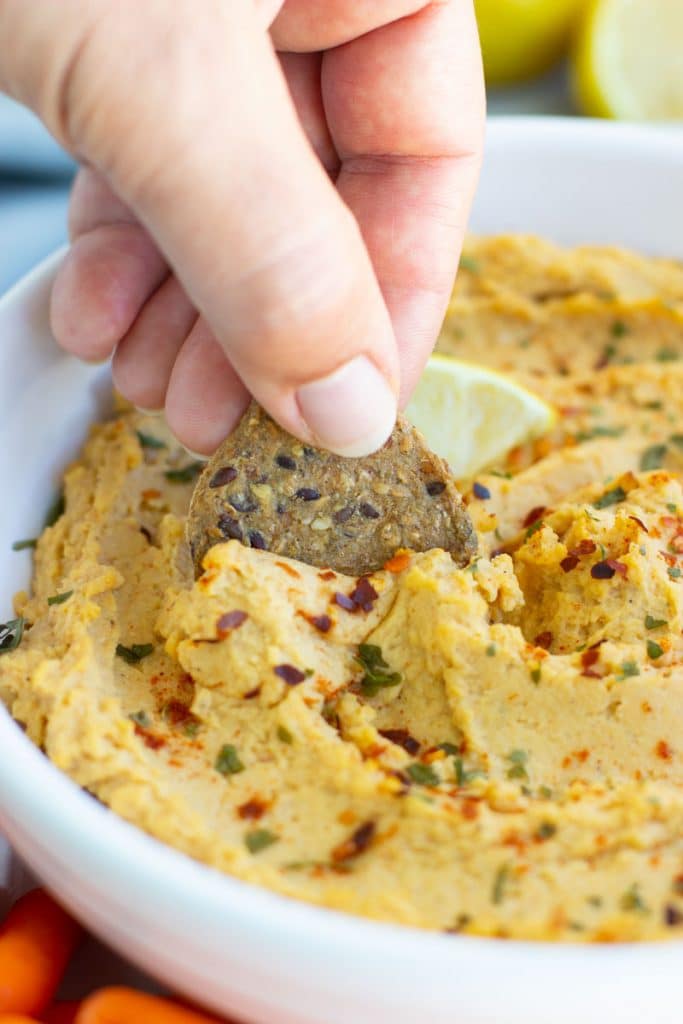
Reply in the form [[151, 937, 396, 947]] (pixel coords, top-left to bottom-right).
[[296, 356, 397, 457], [134, 406, 163, 417], [181, 445, 210, 461]]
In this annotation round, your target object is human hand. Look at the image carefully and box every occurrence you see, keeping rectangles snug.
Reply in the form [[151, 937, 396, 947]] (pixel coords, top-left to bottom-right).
[[0, 0, 484, 455]]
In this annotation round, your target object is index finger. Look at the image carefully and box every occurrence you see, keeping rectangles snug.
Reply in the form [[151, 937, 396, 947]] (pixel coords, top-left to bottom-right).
[[322, 0, 485, 405]]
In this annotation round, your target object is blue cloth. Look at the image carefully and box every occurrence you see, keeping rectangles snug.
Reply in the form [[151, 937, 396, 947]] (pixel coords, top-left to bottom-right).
[[0, 97, 75, 296]]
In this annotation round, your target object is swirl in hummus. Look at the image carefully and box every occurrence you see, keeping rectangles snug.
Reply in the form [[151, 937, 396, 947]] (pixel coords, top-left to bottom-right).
[[3, 235, 683, 941]]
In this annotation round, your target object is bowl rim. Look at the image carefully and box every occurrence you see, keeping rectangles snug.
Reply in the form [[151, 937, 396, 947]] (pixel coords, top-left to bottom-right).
[[2, 117, 683, 980]]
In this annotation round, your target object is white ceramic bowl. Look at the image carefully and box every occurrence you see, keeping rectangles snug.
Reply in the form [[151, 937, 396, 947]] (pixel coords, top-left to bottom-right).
[[1, 118, 683, 1024]]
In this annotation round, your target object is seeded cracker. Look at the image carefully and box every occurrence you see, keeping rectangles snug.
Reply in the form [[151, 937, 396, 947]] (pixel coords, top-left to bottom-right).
[[187, 401, 476, 575]]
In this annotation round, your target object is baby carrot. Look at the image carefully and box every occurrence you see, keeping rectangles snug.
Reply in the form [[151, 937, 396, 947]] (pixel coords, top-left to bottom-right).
[[76, 989, 226, 1024], [43, 1003, 81, 1024], [0, 889, 81, 1015]]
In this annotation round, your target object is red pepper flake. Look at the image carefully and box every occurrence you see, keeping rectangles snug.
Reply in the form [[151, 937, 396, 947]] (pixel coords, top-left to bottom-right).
[[349, 577, 379, 611], [581, 649, 602, 678], [591, 560, 616, 580], [384, 551, 411, 573], [134, 724, 165, 750], [572, 539, 598, 556], [534, 631, 553, 650], [274, 664, 307, 686], [331, 820, 376, 862], [560, 554, 580, 573], [243, 685, 262, 699], [461, 798, 480, 820], [656, 740, 673, 761], [606, 558, 627, 576], [163, 700, 193, 727], [238, 797, 268, 820], [522, 506, 547, 528], [378, 728, 420, 756], [217, 610, 248, 635], [318, 569, 337, 581], [276, 561, 301, 579], [334, 592, 356, 612], [665, 905, 683, 927], [628, 515, 649, 533], [574, 749, 590, 763]]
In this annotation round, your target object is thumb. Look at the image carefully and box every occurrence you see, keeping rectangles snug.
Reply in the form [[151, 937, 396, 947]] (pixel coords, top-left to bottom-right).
[[0, 0, 399, 456]]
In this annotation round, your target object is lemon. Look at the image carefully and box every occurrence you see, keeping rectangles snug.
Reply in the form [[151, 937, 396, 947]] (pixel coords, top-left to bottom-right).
[[573, 0, 683, 120], [475, 0, 586, 86], [406, 355, 556, 479]]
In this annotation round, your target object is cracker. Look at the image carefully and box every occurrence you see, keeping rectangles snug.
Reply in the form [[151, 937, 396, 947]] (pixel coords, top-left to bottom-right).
[[187, 402, 476, 576]]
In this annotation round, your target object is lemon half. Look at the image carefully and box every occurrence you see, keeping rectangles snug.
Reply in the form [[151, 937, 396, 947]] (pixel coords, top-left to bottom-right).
[[406, 356, 556, 480], [475, 0, 586, 86], [573, 0, 683, 120]]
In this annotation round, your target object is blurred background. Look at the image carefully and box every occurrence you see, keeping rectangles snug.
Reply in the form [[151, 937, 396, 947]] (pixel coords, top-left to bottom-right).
[[0, 0, 681, 297]]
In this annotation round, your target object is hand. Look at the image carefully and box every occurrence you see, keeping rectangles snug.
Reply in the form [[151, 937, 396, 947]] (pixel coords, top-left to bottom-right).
[[0, 0, 484, 455]]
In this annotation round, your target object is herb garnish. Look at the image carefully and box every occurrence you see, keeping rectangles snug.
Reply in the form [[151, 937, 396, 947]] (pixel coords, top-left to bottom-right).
[[574, 425, 625, 443], [454, 758, 486, 786], [438, 741, 460, 756], [656, 348, 679, 363], [115, 642, 154, 664], [645, 615, 667, 630], [530, 665, 542, 685], [486, 643, 497, 657], [44, 492, 65, 527], [535, 821, 557, 840], [356, 644, 402, 697], [136, 430, 167, 449], [506, 749, 529, 781], [47, 590, 73, 606], [611, 320, 628, 338], [406, 762, 440, 787], [525, 519, 544, 539], [459, 255, 479, 273], [617, 660, 640, 680], [593, 486, 626, 509], [640, 444, 667, 471], [164, 461, 203, 483], [620, 883, 649, 914], [277, 725, 293, 744], [215, 743, 245, 775], [492, 864, 510, 905], [245, 829, 279, 854], [129, 710, 151, 728], [668, 567, 682, 580], [0, 617, 24, 655], [647, 640, 664, 660], [12, 538, 37, 551], [669, 434, 683, 450]]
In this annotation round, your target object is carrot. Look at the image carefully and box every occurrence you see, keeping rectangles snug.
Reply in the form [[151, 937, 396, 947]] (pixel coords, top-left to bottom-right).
[[0, 890, 81, 1015], [42, 1002, 82, 1024], [76, 989, 226, 1024]]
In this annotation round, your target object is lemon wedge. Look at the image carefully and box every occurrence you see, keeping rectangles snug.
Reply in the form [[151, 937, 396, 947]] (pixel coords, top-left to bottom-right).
[[406, 355, 556, 479], [475, 0, 586, 86], [573, 0, 683, 120]]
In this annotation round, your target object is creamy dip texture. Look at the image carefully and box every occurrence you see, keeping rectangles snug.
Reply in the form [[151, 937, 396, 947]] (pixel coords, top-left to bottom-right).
[[4, 235, 683, 941]]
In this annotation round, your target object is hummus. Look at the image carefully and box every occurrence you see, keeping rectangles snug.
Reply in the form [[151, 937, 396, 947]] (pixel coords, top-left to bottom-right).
[[4, 235, 683, 942]]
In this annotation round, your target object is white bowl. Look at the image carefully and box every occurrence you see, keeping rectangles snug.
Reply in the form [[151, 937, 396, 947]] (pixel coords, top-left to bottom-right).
[[1, 118, 683, 1024]]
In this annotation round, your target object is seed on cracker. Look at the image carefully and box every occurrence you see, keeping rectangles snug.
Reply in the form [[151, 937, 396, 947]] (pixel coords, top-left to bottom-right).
[[187, 402, 476, 576]]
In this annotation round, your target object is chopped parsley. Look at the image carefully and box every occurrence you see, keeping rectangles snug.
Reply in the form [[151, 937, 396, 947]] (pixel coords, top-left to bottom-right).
[[640, 444, 667, 471], [530, 665, 541, 685], [116, 642, 154, 665], [669, 434, 683, 450], [454, 758, 486, 786], [406, 762, 440, 787], [356, 644, 402, 697], [656, 348, 679, 363], [668, 567, 682, 580], [245, 829, 279, 854], [277, 725, 293, 744], [525, 519, 544, 539], [44, 492, 65, 528], [611, 320, 628, 338], [11, 538, 37, 551], [215, 743, 245, 775], [164, 461, 203, 483], [486, 643, 497, 657], [593, 486, 627, 509], [620, 883, 649, 914], [617, 660, 640, 680], [47, 590, 73, 607], [538, 785, 554, 799], [438, 742, 460, 756], [129, 710, 151, 728], [136, 430, 167, 449], [647, 640, 664, 660], [506, 749, 529, 781], [492, 864, 510, 905], [459, 255, 479, 274], [0, 617, 24, 655], [535, 821, 557, 840], [645, 615, 668, 630], [574, 425, 625, 443]]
